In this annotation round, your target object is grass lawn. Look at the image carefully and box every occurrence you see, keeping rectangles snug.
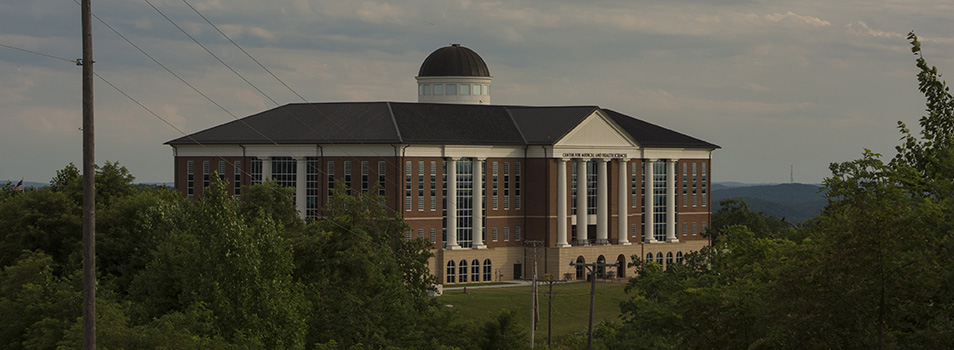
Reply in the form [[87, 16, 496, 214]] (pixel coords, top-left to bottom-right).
[[437, 281, 630, 344]]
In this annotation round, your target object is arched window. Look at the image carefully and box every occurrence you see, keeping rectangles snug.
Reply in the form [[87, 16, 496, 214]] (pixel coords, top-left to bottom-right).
[[483, 259, 492, 281], [596, 255, 606, 279], [656, 252, 663, 266], [459, 260, 468, 283], [666, 252, 674, 270], [616, 254, 626, 278], [471, 259, 480, 282], [676, 251, 684, 264], [575, 256, 586, 280], [646, 253, 653, 263], [446, 261, 456, 283]]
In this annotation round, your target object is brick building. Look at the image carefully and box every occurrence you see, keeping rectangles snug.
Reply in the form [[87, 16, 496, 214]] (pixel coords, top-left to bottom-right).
[[166, 44, 718, 284]]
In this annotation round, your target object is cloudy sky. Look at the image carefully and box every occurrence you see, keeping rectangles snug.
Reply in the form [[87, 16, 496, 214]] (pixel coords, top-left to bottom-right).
[[2, 0, 953, 184]]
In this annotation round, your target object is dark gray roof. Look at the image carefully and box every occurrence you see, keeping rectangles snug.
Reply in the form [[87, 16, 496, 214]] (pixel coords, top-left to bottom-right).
[[604, 109, 719, 149], [418, 44, 491, 77], [166, 102, 719, 150]]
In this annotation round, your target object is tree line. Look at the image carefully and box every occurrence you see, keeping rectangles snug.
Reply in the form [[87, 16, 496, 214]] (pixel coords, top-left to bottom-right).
[[594, 32, 954, 349], [3, 32, 953, 349]]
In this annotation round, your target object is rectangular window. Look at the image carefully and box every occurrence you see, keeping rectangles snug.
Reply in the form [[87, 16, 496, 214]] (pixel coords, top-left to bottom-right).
[[433, 84, 443, 95], [683, 222, 688, 236], [272, 157, 297, 203], [631, 162, 638, 208], [456, 159, 474, 248], [632, 223, 638, 238], [701, 163, 708, 207], [405, 161, 412, 211], [327, 161, 335, 201], [406, 230, 412, 242], [503, 162, 510, 210], [378, 161, 387, 196], [417, 229, 424, 240], [515, 226, 521, 241], [424, 84, 431, 95], [701, 222, 707, 233], [492, 162, 499, 210], [418, 161, 425, 211], [492, 227, 499, 241], [233, 161, 242, 198], [653, 161, 667, 241], [692, 222, 698, 235], [343, 161, 352, 194], [250, 158, 262, 185], [430, 161, 437, 211], [515, 162, 521, 209], [218, 161, 225, 180], [306, 158, 319, 219], [460, 84, 470, 95], [482, 85, 489, 95], [430, 228, 437, 243], [587, 161, 597, 215], [692, 163, 698, 207], [203, 161, 210, 189], [361, 161, 369, 193], [187, 160, 194, 201], [640, 162, 646, 212], [504, 227, 510, 241], [442, 161, 447, 249], [571, 161, 578, 215], [446, 84, 457, 95]]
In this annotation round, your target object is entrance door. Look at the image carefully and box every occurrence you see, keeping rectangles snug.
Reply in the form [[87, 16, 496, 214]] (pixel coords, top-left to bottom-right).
[[513, 264, 522, 280]]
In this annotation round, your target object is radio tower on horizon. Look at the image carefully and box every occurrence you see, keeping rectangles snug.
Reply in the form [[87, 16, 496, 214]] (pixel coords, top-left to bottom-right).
[[790, 165, 795, 184]]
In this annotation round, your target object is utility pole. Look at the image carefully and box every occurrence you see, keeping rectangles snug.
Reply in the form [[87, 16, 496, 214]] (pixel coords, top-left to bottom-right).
[[526, 240, 543, 348], [542, 274, 560, 347], [570, 260, 616, 350], [80, 0, 96, 348]]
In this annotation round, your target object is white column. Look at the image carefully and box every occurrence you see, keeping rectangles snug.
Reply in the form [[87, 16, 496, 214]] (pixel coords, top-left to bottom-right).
[[557, 159, 570, 247], [666, 159, 678, 242], [261, 157, 272, 182], [596, 159, 608, 245], [473, 158, 486, 249], [576, 158, 589, 245], [446, 158, 460, 249], [618, 159, 631, 245], [295, 157, 307, 220], [644, 160, 657, 243]]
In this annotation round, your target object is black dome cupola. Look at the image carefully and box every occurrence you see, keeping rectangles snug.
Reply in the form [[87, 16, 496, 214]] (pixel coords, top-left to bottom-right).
[[416, 44, 493, 105], [418, 44, 491, 77]]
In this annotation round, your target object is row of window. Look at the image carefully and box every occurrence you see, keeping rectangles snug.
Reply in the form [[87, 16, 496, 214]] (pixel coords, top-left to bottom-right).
[[645, 251, 685, 270], [419, 83, 489, 96], [627, 221, 708, 238], [185, 160, 242, 202], [405, 160, 522, 212], [446, 259, 493, 283]]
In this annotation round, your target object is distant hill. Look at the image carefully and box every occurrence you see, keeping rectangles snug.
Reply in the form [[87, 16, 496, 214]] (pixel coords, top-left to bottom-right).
[[711, 183, 827, 224]]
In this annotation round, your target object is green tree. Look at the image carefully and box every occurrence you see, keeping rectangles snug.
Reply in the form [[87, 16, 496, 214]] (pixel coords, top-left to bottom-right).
[[130, 176, 307, 348], [238, 180, 303, 234], [49, 161, 136, 208], [0, 189, 81, 272], [300, 186, 438, 349], [608, 32, 954, 349]]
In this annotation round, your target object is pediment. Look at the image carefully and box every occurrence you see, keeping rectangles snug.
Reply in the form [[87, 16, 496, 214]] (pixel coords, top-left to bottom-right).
[[555, 111, 637, 148]]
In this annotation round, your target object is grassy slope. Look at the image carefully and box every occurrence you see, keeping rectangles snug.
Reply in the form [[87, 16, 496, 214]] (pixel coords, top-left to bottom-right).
[[437, 281, 629, 344]]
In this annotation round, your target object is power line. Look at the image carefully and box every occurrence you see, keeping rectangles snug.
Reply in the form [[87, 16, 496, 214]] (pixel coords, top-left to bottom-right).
[[143, 0, 280, 107], [181, 0, 309, 103], [0, 43, 76, 63]]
